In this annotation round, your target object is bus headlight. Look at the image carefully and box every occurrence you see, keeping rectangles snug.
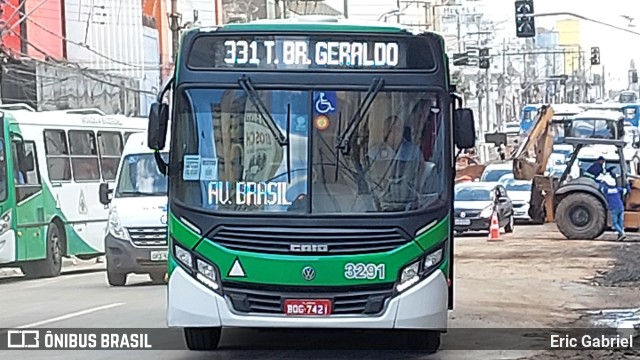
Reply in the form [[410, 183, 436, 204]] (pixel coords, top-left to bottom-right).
[[480, 206, 494, 218], [107, 207, 130, 240], [173, 242, 222, 293], [396, 245, 445, 293], [173, 243, 193, 269], [0, 210, 11, 236], [196, 259, 220, 291]]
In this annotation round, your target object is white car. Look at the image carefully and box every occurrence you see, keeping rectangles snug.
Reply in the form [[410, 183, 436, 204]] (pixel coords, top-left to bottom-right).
[[480, 161, 513, 182], [552, 144, 573, 161], [503, 178, 532, 221]]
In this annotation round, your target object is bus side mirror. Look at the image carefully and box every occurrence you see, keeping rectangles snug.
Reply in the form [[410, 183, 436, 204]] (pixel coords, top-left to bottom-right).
[[148, 102, 169, 151], [98, 182, 113, 205], [454, 108, 476, 149]]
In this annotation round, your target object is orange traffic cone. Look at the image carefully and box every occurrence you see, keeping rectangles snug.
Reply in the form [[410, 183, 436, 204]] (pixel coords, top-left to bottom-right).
[[488, 211, 502, 241]]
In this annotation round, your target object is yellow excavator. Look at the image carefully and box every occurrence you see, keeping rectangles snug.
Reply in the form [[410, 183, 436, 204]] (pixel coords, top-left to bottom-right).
[[509, 104, 639, 239], [511, 105, 557, 224]]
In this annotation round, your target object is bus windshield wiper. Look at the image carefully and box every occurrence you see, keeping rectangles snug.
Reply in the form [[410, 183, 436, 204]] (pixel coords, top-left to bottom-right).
[[335, 78, 385, 154], [238, 76, 288, 146]]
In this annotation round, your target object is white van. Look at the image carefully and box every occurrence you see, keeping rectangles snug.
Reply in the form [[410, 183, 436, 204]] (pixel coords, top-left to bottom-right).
[[99, 132, 169, 286]]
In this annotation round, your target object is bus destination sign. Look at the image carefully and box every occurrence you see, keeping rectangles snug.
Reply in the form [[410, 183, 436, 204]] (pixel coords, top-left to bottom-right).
[[186, 35, 436, 70], [224, 39, 399, 67]]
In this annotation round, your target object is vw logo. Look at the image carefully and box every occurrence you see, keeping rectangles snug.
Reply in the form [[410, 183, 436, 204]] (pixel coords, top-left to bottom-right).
[[160, 214, 167, 224], [460, 212, 466, 218], [301, 266, 316, 281]]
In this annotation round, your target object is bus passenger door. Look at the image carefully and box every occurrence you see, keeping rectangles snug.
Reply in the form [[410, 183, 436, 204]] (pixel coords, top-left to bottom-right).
[[12, 139, 46, 261]]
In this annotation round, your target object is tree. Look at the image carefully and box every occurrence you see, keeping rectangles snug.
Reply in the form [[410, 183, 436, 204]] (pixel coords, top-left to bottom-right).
[[452, 69, 473, 101]]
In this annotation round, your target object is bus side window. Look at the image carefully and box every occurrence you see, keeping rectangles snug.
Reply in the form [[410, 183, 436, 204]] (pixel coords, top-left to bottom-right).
[[68, 130, 101, 181], [43, 129, 72, 182], [14, 141, 41, 203], [97, 131, 123, 181]]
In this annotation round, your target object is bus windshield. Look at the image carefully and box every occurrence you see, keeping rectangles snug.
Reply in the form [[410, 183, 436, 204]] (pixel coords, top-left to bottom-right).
[[116, 153, 168, 197], [172, 88, 445, 214]]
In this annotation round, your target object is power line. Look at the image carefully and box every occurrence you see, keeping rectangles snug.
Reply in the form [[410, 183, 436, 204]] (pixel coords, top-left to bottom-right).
[[2, 0, 51, 36], [3, 1, 159, 69], [1, 0, 28, 36], [1, 46, 155, 95]]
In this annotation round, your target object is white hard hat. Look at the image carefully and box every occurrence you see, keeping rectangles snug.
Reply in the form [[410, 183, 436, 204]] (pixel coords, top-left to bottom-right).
[[603, 176, 616, 187]]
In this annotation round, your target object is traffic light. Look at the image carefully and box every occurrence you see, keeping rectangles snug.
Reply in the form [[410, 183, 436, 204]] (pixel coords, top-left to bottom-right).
[[590, 47, 600, 65], [515, 0, 535, 38], [478, 48, 490, 69], [632, 70, 638, 84]]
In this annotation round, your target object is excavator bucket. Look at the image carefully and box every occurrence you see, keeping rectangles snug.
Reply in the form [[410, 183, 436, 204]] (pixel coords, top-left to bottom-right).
[[512, 105, 556, 181], [529, 175, 558, 223]]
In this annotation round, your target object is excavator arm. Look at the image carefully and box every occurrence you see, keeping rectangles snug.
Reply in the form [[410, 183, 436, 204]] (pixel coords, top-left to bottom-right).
[[511, 105, 557, 223], [512, 105, 556, 180]]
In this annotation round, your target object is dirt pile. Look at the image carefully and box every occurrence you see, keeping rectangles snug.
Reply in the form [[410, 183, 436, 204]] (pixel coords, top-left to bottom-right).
[[595, 243, 640, 287]]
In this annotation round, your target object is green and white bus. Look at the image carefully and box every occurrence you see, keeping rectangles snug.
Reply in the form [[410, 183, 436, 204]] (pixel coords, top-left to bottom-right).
[[0, 104, 147, 278], [147, 17, 475, 352]]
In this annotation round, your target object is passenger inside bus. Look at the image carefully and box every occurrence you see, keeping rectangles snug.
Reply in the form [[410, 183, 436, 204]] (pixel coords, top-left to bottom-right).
[[367, 115, 423, 162], [11, 143, 25, 185]]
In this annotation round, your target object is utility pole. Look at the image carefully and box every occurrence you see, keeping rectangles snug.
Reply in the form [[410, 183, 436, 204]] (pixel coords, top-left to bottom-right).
[[602, 65, 606, 100], [170, 0, 182, 63], [456, 10, 462, 52]]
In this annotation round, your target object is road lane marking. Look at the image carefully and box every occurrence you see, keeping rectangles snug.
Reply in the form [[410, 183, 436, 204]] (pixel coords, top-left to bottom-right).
[[16, 303, 125, 328], [20, 271, 104, 289]]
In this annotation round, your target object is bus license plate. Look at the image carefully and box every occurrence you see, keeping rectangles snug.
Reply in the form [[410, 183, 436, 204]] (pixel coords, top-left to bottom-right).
[[284, 299, 332, 316], [150, 251, 168, 261], [455, 218, 471, 225]]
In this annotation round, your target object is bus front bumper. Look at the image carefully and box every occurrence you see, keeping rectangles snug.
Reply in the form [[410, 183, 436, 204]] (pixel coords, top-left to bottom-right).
[[167, 267, 448, 329], [0, 230, 16, 263]]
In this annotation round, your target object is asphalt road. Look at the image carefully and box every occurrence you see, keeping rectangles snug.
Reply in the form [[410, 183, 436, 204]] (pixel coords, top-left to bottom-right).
[[0, 241, 537, 360]]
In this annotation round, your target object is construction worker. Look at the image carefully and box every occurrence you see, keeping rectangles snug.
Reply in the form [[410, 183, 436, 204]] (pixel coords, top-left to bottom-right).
[[600, 175, 630, 241], [585, 156, 605, 179]]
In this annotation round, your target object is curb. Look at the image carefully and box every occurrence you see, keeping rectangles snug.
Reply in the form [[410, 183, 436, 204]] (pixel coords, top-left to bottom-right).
[[0, 267, 21, 277]]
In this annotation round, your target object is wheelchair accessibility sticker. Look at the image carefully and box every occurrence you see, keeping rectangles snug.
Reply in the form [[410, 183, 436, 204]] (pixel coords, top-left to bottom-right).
[[314, 91, 337, 114]]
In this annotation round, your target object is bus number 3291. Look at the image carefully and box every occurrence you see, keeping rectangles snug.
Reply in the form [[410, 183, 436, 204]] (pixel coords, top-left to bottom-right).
[[344, 263, 385, 280]]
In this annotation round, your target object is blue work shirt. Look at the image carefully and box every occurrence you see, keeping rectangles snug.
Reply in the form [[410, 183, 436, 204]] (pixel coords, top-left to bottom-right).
[[585, 162, 604, 178], [599, 182, 630, 211]]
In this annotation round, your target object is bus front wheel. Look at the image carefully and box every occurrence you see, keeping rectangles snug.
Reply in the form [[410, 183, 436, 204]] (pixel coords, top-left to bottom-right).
[[405, 330, 441, 352], [184, 327, 221, 351], [22, 223, 63, 279]]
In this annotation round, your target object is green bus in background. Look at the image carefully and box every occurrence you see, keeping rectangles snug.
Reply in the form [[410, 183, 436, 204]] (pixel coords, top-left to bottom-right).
[[0, 105, 147, 278], [148, 17, 476, 352]]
